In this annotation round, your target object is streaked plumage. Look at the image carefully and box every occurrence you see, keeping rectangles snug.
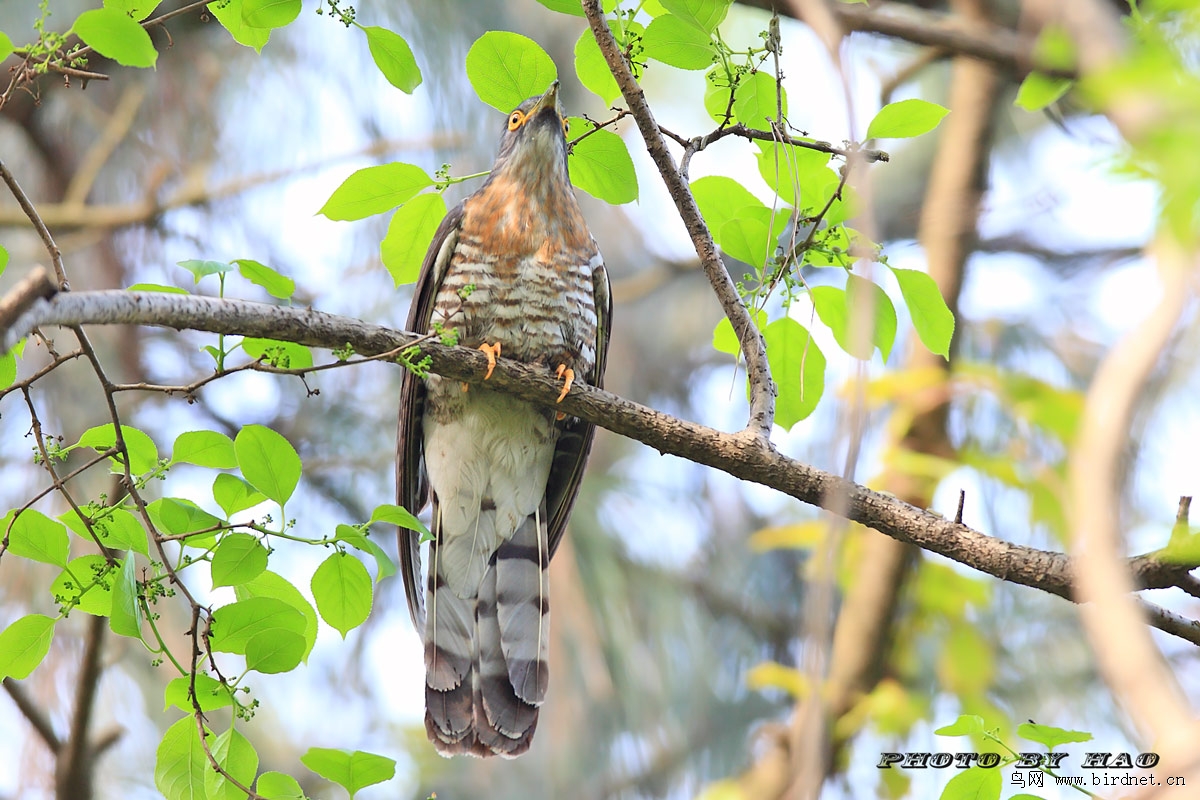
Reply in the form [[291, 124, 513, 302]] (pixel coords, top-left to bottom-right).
[[396, 81, 611, 758]]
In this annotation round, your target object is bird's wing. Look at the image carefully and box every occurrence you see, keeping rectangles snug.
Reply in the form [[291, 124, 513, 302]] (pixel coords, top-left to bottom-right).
[[545, 254, 612, 558], [397, 201, 466, 631]]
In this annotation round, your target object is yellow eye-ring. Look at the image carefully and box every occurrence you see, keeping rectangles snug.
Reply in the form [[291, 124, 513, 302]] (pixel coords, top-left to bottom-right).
[[562, 117, 570, 135], [508, 110, 526, 131]]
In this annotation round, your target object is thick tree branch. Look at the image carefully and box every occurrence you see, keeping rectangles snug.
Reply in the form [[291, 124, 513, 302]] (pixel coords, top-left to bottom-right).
[[581, 0, 778, 440], [3, 289, 1198, 645]]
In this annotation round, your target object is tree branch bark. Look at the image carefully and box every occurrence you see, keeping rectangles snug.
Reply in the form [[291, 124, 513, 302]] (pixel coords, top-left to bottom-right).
[[3, 288, 1198, 645]]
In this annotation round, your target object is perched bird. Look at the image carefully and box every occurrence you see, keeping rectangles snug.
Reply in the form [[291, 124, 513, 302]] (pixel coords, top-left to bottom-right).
[[396, 80, 611, 757]]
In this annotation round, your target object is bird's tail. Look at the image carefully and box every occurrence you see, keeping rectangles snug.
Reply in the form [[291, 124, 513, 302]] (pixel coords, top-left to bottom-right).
[[424, 504, 550, 757]]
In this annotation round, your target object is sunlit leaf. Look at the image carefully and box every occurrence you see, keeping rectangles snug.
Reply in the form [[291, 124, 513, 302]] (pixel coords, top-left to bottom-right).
[[109, 553, 143, 638], [938, 766, 1000, 800], [164, 674, 236, 712], [732, 70, 787, 130], [173, 430, 237, 469], [210, 596, 307, 655], [234, 258, 295, 299], [1016, 721, 1093, 750], [245, 630, 305, 674], [77, 423, 159, 475], [235, 425, 301, 506], [155, 717, 209, 800], [711, 309, 766, 357], [380, 193, 446, 287], [866, 98, 949, 139], [1014, 72, 1073, 111], [466, 31, 557, 112], [660, 0, 733, 32], [311, 552, 373, 638], [889, 266, 954, 359], [213, 473, 268, 518], [127, 282, 188, 294], [318, 163, 433, 221], [177, 258, 233, 283], [362, 25, 421, 93], [0, 614, 55, 680], [235, 570, 318, 661], [575, 26, 621, 105], [72, 7, 157, 67], [300, 748, 396, 797], [50, 555, 114, 616], [256, 771, 306, 800], [4, 509, 69, 567], [211, 533, 269, 588], [242, 0, 300, 29], [208, 0, 271, 52], [643, 14, 714, 69], [764, 317, 825, 428], [568, 119, 638, 204], [205, 727, 259, 800], [242, 337, 314, 369]]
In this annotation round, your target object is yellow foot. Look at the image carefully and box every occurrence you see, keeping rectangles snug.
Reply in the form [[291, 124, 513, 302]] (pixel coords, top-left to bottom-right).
[[555, 364, 575, 403], [478, 342, 501, 380]]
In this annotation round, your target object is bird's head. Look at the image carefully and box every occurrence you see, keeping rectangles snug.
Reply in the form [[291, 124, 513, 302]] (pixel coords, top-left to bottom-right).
[[490, 80, 570, 185]]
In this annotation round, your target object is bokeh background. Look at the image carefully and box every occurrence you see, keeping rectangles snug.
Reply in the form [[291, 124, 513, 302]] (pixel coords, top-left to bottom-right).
[[0, 1, 1197, 798]]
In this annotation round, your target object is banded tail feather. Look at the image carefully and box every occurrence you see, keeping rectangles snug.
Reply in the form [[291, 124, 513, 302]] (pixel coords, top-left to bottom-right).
[[423, 499, 550, 757]]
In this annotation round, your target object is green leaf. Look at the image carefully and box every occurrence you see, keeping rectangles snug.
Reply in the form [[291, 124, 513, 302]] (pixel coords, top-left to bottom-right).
[[235, 570, 318, 661], [213, 474, 267, 517], [300, 748, 396, 797], [1016, 721, 1092, 750], [60, 507, 149, 555], [210, 596, 307, 655], [866, 98, 950, 140], [890, 266, 954, 359], [643, 14, 714, 69], [318, 163, 434, 221], [812, 277, 898, 361], [256, 772, 306, 800], [72, 8, 157, 67], [0, 32, 13, 63], [103, 0, 162, 21], [177, 258, 233, 283], [691, 175, 763, 234], [755, 141, 836, 208], [934, 714, 986, 737], [311, 552, 373, 638], [146, 498, 222, 546], [335, 524, 397, 582], [764, 318, 825, 429], [109, 553, 143, 638], [51, 556, 114, 616], [732, 70, 788, 130], [164, 674, 236, 712], [245, 630, 305, 674], [205, 727, 259, 800], [937, 624, 993, 695], [380, 193, 447, 287], [235, 425, 301, 506], [711, 309, 766, 357], [574, 25, 621, 105], [568, 120, 638, 204], [660, 0, 733, 32], [534, 0, 605, 15], [234, 258, 295, 299], [369, 503, 430, 537], [0, 351, 15, 389], [242, 337, 314, 369], [173, 430, 237, 469], [938, 765, 1000, 800], [211, 533, 269, 588], [719, 215, 772, 268], [155, 717, 209, 800], [4, 509, 69, 567], [128, 282, 188, 294], [466, 31, 557, 112], [362, 25, 422, 93], [77, 423, 159, 475], [242, 0, 300, 29], [1014, 73, 1073, 112], [0, 614, 55, 680], [208, 0, 271, 52]]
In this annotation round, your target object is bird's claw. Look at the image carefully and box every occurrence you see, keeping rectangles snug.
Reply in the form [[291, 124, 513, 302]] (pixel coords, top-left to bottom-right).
[[479, 342, 501, 380], [555, 364, 574, 403]]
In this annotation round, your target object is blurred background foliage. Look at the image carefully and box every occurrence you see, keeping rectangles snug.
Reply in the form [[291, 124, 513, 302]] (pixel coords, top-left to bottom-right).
[[0, 0, 1198, 798]]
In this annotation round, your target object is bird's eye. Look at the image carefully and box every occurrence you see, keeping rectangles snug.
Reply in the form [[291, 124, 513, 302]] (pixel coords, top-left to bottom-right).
[[508, 110, 526, 131], [562, 117, 570, 135]]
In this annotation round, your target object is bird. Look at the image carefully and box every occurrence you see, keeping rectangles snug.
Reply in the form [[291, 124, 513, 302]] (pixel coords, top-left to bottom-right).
[[396, 80, 611, 758]]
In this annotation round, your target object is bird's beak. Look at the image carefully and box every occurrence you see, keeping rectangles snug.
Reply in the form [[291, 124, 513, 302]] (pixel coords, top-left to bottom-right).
[[530, 80, 561, 116]]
